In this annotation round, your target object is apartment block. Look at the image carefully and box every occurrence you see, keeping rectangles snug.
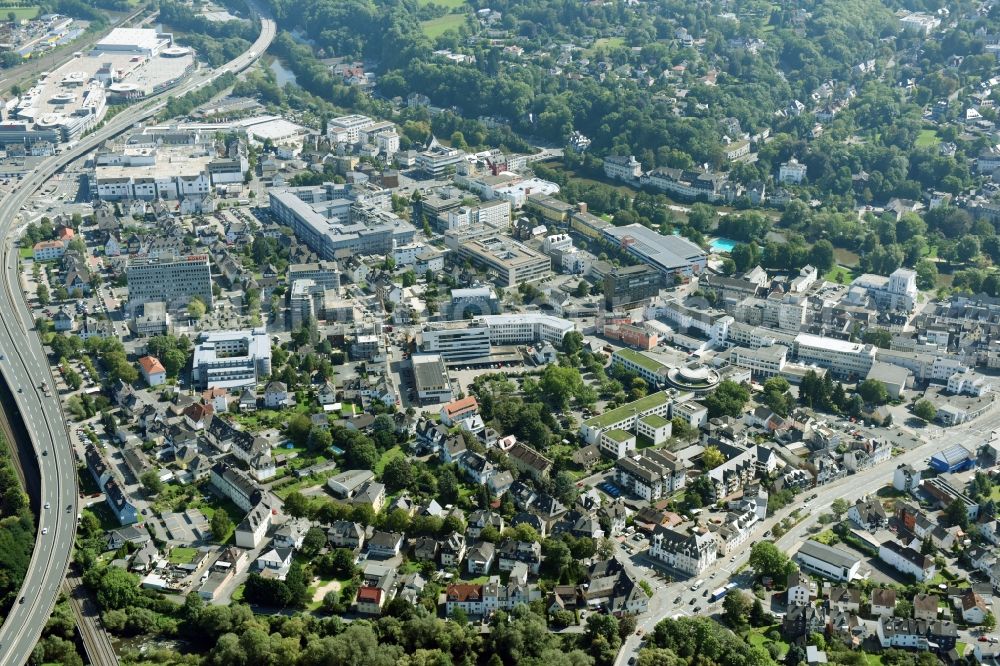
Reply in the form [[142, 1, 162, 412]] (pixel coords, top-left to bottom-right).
[[126, 253, 213, 313]]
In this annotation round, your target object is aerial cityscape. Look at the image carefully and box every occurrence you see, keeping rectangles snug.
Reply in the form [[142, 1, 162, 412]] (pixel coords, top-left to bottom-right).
[[5, 0, 1000, 665]]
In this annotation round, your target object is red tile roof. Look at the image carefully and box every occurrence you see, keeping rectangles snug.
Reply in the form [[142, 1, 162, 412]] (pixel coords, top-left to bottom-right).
[[446, 583, 482, 602], [138, 355, 165, 375], [443, 396, 479, 417]]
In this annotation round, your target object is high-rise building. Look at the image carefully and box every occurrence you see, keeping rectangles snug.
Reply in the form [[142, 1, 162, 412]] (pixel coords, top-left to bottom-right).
[[604, 264, 662, 310], [126, 254, 212, 313]]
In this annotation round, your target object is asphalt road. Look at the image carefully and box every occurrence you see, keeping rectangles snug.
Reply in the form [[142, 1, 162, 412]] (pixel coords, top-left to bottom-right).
[[0, 9, 275, 665], [614, 408, 1000, 665]]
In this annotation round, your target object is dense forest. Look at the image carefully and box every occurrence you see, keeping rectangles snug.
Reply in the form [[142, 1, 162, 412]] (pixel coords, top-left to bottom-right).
[[0, 433, 35, 620]]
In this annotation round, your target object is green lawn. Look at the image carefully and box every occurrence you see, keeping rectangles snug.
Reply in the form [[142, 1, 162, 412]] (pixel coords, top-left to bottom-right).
[[586, 36, 626, 55], [19, 247, 33, 259], [5, 7, 40, 21], [744, 626, 788, 659], [866, 654, 884, 666], [824, 265, 857, 284], [421, 13, 466, 38], [915, 129, 941, 148], [418, 0, 466, 7], [168, 546, 198, 565], [232, 583, 245, 602], [375, 445, 405, 476]]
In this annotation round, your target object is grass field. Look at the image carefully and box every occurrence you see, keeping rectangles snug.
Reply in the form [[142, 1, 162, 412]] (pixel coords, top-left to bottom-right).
[[744, 626, 788, 659], [915, 129, 941, 148], [168, 546, 197, 565], [418, 0, 466, 7], [586, 37, 626, 55], [375, 445, 405, 476], [421, 13, 466, 38], [3, 6, 40, 20]]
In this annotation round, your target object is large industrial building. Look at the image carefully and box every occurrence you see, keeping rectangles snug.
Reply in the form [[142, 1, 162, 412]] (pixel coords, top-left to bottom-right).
[[0, 28, 194, 146], [268, 183, 416, 258], [192, 329, 272, 390], [94, 143, 248, 202], [603, 224, 707, 277], [126, 254, 213, 313]]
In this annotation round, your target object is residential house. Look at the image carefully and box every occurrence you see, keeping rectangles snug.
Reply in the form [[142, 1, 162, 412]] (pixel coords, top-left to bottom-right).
[[467, 541, 496, 575], [138, 355, 167, 387], [458, 451, 495, 484], [879, 540, 936, 582], [273, 519, 310, 550], [234, 501, 272, 549], [828, 586, 861, 614], [913, 593, 939, 621], [960, 590, 990, 625], [498, 539, 543, 575], [848, 497, 889, 531], [256, 546, 294, 579], [507, 442, 552, 480], [367, 531, 403, 559], [106, 525, 151, 551], [787, 569, 816, 606], [467, 510, 504, 539], [328, 521, 366, 550], [263, 381, 289, 409], [649, 527, 717, 576], [871, 588, 897, 617], [440, 532, 467, 568], [412, 537, 439, 562]]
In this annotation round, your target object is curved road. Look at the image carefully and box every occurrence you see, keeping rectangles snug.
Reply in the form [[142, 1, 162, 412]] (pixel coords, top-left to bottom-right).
[[0, 10, 274, 664]]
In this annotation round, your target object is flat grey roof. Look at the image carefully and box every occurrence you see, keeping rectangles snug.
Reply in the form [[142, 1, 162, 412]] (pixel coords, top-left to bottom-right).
[[797, 539, 860, 569]]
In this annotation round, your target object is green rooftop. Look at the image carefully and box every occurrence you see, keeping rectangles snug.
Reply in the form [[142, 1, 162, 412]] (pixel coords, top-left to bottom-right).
[[585, 391, 671, 428], [614, 348, 668, 374], [603, 428, 635, 443], [640, 413, 670, 428]]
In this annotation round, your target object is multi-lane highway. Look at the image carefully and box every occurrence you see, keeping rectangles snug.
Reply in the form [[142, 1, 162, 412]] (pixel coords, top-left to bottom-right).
[[0, 9, 274, 665]]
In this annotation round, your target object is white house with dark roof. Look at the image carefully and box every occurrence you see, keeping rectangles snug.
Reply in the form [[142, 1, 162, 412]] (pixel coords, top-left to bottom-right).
[[649, 527, 717, 576]]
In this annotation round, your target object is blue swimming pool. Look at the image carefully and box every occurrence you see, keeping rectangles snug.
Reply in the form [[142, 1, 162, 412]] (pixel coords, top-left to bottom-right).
[[709, 237, 738, 253]]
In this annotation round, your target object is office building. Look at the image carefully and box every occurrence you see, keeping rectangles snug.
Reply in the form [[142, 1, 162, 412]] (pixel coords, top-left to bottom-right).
[[126, 254, 213, 313], [417, 139, 466, 178], [605, 264, 662, 310], [794, 333, 876, 379], [287, 261, 341, 290], [269, 183, 415, 258], [412, 354, 453, 403], [454, 236, 551, 287], [478, 314, 575, 345], [603, 224, 707, 276], [580, 391, 675, 445], [850, 268, 919, 312], [419, 322, 493, 362], [192, 329, 272, 390]]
